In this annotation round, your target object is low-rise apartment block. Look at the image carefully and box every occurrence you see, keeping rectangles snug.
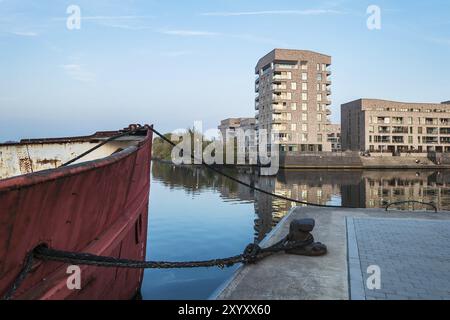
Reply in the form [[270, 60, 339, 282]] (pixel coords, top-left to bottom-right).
[[341, 99, 450, 153], [327, 124, 341, 152], [255, 49, 332, 152], [218, 118, 256, 140]]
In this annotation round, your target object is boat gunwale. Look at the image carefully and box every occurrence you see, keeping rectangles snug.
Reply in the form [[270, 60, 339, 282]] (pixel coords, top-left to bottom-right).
[[0, 131, 122, 147], [0, 129, 152, 193]]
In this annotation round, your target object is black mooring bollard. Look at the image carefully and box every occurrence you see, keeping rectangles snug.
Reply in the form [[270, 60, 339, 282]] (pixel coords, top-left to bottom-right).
[[285, 218, 327, 256]]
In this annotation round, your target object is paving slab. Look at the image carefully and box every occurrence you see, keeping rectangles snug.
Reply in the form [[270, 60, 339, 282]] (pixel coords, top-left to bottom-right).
[[213, 207, 450, 300]]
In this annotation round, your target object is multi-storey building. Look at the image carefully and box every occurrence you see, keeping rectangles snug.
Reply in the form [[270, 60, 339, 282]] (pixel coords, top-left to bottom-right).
[[341, 99, 450, 153], [218, 117, 256, 141], [327, 124, 341, 152], [255, 49, 332, 152]]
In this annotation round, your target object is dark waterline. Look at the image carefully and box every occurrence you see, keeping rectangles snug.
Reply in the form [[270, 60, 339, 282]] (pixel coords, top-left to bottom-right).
[[142, 161, 450, 299]]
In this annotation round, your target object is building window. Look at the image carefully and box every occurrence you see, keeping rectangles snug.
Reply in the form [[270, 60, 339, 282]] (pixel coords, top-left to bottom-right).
[[316, 103, 320, 111], [317, 94, 322, 102], [291, 82, 297, 90], [302, 83, 308, 90], [301, 133, 308, 142], [317, 73, 322, 81], [301, 61, 307, 70], [322, 64, 326, 71], [418, 127, 422, 134], [369, 126, 374, 133], [302, 113, 308, 121], [302, 103, 308, 111], [291, 123, 297, 131], [291, 102, 297, 110], [301, 73, 308, 81], [316, 63, 320, 71], [317, 114, 322, 122], [302, 124, 308, 132], [302, 93, 308, 101], [408, 136, 413, 144], [286, 113, 292, 120]]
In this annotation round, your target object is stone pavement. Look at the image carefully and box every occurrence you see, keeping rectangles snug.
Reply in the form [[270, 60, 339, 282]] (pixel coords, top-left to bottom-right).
[[213, 207, 450, 300], [348, 217, 450, 300]]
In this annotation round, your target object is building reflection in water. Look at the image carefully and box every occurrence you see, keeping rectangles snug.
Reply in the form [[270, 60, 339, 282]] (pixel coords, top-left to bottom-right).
[[151, 161, 450, 243]]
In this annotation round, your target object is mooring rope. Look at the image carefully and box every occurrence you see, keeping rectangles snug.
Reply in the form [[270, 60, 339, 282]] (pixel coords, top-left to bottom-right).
[[2, 235, 316, 300], [2, 125, 438, 299]]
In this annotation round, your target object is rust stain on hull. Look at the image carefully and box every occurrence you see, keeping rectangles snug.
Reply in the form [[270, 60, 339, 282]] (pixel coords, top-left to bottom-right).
[[0, 126, 153, 300]]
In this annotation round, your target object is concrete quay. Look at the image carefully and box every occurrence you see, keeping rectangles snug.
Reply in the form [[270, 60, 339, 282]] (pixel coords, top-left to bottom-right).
[[213, 207, 450, 300]]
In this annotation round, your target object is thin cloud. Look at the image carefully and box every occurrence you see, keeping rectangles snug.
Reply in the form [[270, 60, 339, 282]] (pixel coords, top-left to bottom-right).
[[200, 9, 344, 17], [10, 31, 38, 37], [52, 15, 152, 21], [61, 64, 96, 82], [160, 29, 220, 36]]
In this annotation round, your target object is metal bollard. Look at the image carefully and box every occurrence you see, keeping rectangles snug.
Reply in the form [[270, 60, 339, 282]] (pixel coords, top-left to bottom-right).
[[285, 218, 327, 256]]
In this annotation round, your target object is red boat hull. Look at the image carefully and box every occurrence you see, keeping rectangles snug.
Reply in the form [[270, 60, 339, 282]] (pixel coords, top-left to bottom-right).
[[0, 128, 152, 299]]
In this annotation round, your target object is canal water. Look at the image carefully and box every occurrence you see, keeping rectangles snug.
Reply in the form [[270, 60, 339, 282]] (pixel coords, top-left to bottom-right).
[[142, 161, 450, 299]]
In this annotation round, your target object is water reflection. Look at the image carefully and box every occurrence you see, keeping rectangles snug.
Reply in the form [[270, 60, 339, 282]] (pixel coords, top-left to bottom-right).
[[152, 161, 450, 242]]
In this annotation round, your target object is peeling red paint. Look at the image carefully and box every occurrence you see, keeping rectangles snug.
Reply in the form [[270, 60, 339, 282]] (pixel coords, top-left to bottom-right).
[[0, 127, 153, 300]]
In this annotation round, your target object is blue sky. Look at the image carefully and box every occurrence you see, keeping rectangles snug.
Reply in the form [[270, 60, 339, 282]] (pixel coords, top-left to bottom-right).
[[1, 0, 449, 141]]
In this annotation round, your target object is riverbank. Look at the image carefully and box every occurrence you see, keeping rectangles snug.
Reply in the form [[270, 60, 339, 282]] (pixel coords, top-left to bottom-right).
[[153, 155, 450, 170], [214, 206, 450, 300]]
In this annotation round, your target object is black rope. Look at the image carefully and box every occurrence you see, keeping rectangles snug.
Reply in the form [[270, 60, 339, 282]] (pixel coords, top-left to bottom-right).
[[60, 124, 147, 167], [1, 250, 34, 300], [385, 200, 437, 212], [2, 236, 314, 299], [149, 127, 356, 209], [33, 236, 311, 269]]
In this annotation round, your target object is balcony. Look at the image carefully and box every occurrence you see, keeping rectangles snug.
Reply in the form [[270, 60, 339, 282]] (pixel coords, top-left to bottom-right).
[[272, 93, 291, 101], [392, 126, 408, 134], [272, 104, 286, 112], [374, 136, 391, 143], [272, 115, 289, 123], [423, 136, 439, 144], [272, 72, 292, 81], [378, 127, 390, 134], [274, 63, 298, 70], [440, 128, 450, 135], [392, 136, 404, 143], [426, 127, 439, 135], [272, 84, 287, 91], [271, 124, 287, 131]]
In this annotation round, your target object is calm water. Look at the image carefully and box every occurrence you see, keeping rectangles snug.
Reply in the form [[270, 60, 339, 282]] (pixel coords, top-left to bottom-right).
[[142, 161, 450, 299]]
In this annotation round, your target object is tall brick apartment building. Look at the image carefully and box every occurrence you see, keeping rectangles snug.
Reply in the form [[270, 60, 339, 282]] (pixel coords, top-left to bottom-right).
[[255, 49, 332, 152]]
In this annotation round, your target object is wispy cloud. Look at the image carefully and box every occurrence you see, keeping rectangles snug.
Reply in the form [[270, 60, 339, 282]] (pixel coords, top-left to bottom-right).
[[159, 29, 287, 45], [61, 64, 96, 82], [53, 15, 152, 21], [200, 9, 344, 17], [10, 31, 38, 37], [159, 29, 220, 37]]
